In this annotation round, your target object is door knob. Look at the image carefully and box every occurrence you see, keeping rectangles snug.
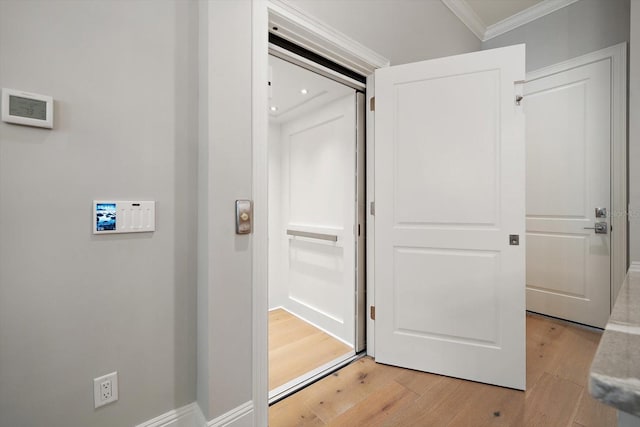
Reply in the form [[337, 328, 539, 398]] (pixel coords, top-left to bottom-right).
[[584, 222, 608, 234]]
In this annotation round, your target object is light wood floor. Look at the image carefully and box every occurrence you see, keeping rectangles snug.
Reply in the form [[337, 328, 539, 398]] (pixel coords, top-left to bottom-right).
[[269, 313, 616, 426], [269, 309, 353, 391]]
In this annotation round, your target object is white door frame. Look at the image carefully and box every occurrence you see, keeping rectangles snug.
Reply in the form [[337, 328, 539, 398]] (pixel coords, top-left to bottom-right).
[[525, 43, 627, 311], [252, 1, 389, 425]]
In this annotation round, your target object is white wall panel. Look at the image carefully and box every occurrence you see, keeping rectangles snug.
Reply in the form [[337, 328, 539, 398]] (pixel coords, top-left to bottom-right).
[[270, 93, 356, 346], [526, 233, 588, 297], [268, 122, 285, 310], [394, 70, 499, 226], [288, 116, 346, 228], [394, 248, 500, 346], [526, 82, 587, 218]]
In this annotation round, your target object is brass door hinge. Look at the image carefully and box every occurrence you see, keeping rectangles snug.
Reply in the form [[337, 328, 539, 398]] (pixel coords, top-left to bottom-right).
[[370, 305, 376, 320], [370, 96, 375, 112]]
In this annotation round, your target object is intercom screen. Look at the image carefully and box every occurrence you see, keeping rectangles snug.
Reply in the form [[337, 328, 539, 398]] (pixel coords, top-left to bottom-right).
[[96, 203, 116, 231]]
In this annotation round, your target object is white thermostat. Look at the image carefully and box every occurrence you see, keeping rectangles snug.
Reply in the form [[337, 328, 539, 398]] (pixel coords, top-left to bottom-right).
[[93, 201, 156, 234], [1, 88, 53, 129]]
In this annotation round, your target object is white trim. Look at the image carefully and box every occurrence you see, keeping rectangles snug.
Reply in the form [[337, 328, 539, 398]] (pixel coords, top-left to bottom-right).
[[355, 91, 367, 353], [484, 0, 580, 41], [610, 43, 628, 307], [441, 0, 581, 42], [267, 0, 389, 75], [365, 74, 376, 358], [135, 403, 202, 427], [207, 401, 254, 427], [440, 0, 486, 41], [526, 42, 628, 313], [252, 2, 269, 427], [526, 43, 623, 81], [629, 262, 640, 274]]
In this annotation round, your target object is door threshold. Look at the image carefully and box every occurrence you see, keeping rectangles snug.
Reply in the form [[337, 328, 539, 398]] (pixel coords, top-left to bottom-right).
[[269, 351, 366, 405]]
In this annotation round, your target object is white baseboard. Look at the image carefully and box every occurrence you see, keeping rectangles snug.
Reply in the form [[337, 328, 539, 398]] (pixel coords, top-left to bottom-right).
[[629, 262, 640, 273], [207, 401, 254, 427], [136, 401, 253, 427], [135, 402, 202, 427]]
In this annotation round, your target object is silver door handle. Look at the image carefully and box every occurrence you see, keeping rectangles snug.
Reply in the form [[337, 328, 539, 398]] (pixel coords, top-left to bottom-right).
[[584, 222, 608, 234], [286, 229, 338, 242]]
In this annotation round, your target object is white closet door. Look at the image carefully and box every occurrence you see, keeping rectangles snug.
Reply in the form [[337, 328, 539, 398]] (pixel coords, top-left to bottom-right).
[[374, 45, 526, 390]]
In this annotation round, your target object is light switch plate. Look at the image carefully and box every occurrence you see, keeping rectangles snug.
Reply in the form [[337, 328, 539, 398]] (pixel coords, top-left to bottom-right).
[[93, 201, 155, 234]]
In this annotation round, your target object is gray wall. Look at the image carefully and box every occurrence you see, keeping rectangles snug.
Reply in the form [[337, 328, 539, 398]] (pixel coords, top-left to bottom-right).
[[630, 1, 640, 265], [197, 0, 254, 420], [289, 0, 481, 65], [482, 0, 630, 72], [0, 1, 198, 426]]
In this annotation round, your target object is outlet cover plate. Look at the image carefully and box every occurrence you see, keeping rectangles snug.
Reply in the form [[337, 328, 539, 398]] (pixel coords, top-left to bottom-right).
[[93, 371, 118, 408]]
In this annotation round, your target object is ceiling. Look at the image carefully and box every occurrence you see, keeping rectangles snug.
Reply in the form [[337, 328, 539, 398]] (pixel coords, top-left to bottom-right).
[[269, 55, 353, 124], [442, 0, 580, 41]]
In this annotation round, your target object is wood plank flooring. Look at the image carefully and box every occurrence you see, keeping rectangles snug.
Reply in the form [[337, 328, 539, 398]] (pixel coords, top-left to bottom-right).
[[269, 309, 353, 391], [269, 313, 616, 426]]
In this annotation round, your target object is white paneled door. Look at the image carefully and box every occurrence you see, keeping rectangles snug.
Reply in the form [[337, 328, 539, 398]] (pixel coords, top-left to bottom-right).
[[374, 45, 526, 390], [524, 58, 611, 328], [281, 93, 356, 347]]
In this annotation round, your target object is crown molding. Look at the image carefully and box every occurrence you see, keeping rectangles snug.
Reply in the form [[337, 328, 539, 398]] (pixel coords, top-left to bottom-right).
[[441, 0, 486, 40], [484, 0, 580, 41], [442, 0, 581, 42]]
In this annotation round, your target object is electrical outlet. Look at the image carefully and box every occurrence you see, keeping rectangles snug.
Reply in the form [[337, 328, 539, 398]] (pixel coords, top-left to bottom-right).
[[100, 379, 112, 401], [93, 371, 118, 408]]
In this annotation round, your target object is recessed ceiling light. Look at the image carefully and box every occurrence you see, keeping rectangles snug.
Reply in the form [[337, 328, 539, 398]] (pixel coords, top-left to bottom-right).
[[300, 89, 308, 95], [270, 106, 278, 112]]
